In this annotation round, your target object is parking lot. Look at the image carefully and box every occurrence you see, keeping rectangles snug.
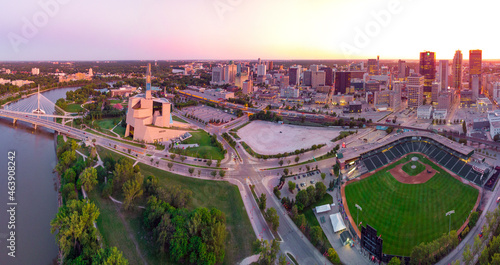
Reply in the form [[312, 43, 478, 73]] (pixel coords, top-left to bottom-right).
[[182, 105, 236, 124], [280, 169, 330, 199]]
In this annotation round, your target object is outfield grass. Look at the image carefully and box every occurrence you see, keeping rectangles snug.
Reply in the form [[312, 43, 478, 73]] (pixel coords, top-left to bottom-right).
[[401, 160, 426, 176], [65, 103, 84, 112], [173, 129, 225, 160], [345, 154, 478, 256]]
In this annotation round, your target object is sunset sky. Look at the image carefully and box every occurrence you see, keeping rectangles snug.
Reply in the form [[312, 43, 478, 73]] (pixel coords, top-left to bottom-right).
[[0, 0, 496, 61]]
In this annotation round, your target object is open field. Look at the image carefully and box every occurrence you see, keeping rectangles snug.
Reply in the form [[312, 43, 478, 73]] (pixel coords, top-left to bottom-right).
[[65, 103, 84, 112], [344, 154, 478, 256], [172, 129, 225, 160], [172, 114, 189, 123], [95, 117, 122, 130], [238, 121, 342, 155]]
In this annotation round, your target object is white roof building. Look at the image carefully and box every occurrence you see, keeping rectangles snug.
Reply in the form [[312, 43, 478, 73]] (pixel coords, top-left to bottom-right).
[[330, 213, 346, 233]]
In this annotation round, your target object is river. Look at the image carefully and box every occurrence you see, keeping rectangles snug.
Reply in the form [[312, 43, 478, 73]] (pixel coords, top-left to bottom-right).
[[0, 87, 79, 265]]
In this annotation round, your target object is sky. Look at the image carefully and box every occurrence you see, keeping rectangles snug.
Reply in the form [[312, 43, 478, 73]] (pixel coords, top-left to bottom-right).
[[0, 0, 497, 61]]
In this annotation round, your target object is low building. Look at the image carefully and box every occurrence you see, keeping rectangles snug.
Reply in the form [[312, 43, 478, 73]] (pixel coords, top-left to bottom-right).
[[432, 109, 447, 119], [473, 118, 489, 130], [417, 105, 433, 119], [280, 86, 300, 98], [477, 97, 493, 113], [110, 85, 137, 97], [347, 101, 362, 113]]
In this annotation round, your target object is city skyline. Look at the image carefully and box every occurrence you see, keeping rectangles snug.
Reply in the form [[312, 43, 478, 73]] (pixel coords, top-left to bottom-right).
[[1, 0, 498, 61]]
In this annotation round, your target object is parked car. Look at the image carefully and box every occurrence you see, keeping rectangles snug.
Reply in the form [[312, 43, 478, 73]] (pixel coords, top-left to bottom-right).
[[294, 176, 296, 180], [310, 180, 315, 184], [497, 197, 500, 204]]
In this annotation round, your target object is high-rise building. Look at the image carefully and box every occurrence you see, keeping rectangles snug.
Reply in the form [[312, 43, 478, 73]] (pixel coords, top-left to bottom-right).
[[471, 75, 480, 101], [334, 72, 351, 94], [311, 71, 326, 88], [310, 64, 320, 72], [469, 49, 482, 93], [431, 82, 440, 102], [31, 68, 40, 75], [288, 65, 301, 86], [211, 66, 224, 85], [303, 70, 312, 86], [242, 80, 254, 95], [407, 73, 424, 109], [257, 64, 267, 76], [452, 50, 463, 91], [320, 66, 334, 86], [224, 64, 237, 84], [398, 60, 406, 79], [419, 51, 436, 99], [88, 68, 93, 76], [367, 59, 379, 75], [438, 60, 448, 91], [269, 61, 273, 71]]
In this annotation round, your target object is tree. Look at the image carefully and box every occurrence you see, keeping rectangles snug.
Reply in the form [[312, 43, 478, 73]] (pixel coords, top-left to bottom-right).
[[278, 255, 287, 265], [462, 121, 467, 135], [122, 173, 144, 210], [494, 134, 500, 142], [386, 126, 394, 134], [197, 169, 201, 176], [306, 165, 310, 171], [188, 168, 194, 175], [219, 170, 226, 178], [259, 193, 267, 211], [306, 185, 316, 205], [295, 156, 300, 163], [92, 247, 129, 265], [321, 172, 326, 180], [210, 171, 217, 177], [265, 207, 280, 231], [167, 163, 173, 171], [150, 158, 154, 164], [469, 211, 479, 228], [207, 159, 212, 166], [327, 248, 341, 265], [180, 156, 186, 162], [288, 181, 295, 193], [388, 257, 401, 265], [309, 226, 323, 246], [283, 168, 289, 175], [278, 160, 284, 166], [296, 190, 309, 208], [78, 167, 98, 192], [170, 153, 176, 160], [287, 160, 291, 165], [63, 168, 77, 184], [256, 239, 280, 265], [315, 182, 327, 201]]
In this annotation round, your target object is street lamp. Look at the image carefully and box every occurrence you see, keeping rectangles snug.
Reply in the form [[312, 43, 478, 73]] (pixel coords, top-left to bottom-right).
[[446, 210, 455, 234], [355, 204, 362, 227]]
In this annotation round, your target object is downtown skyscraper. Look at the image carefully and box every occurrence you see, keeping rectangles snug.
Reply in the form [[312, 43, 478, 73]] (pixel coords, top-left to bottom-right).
[[419, 51, 436, 100], [452, 50, 463, 91], [469, 49, 482, 97]]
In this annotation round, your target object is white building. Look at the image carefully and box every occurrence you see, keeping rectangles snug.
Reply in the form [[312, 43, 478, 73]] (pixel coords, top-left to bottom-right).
[[211, 66, 224, 85], [31, 68, 40, 75], [433, 109, 447, 119], [280, 86, 299, 98], [257, 64, 267, 76], [417, 105, 433, 119], [242, 80, 254, 95], [487, 110, 500, 138]]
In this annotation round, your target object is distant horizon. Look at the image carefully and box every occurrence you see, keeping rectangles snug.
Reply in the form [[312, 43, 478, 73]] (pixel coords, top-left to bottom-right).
[[2, 1, 498, 61]]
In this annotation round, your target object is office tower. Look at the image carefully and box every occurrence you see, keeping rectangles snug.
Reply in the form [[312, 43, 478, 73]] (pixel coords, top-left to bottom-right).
[[311, 71, 326, 88], [258, 58, 261, 65], [452, 50, 463, 91], [419, 51, 436, 99], [432, 82, 440, 102], [242, 80, 253, 94], [320, 66, 334, 86], [469, 49, 482, 93], [280, 76, 289, 89], [471, 75, 480, 101], [303, 70, 312, 86], [31, 68, 40, 75], [407, 73, 424, 109], [146, 63, 152, 99], [310, 65, 320, 72], [211, 66, 224, 85], [367, 59, 378, 75], [224, 64, 237, 84], [398, 60, 406, 78], [334, 72, 351, 94], [257, 64, 266, 76], [289, 65, 302, 86], [438, 60, 448, 91], [237, 63, 242, 73]]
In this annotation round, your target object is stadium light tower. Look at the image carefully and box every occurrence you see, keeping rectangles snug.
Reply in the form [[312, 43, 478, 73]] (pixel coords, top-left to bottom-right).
[[446, 210, 455, 234], [355, 204, 363, 226]]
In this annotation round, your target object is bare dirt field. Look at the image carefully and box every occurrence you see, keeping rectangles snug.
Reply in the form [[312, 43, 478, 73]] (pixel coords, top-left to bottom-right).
[[238, 121, 342, 155]]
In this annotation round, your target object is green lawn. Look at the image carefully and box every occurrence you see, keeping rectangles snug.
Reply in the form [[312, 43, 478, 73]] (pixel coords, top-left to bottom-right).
[[109, 99, 123, 104], [113, 125, 126, 137], [95, 118, 122, 130], [401, 160, 426, 176], [301, 193, 334, 250], [172, 129, 225, 160], [65, 103, 84, 112], [94, 147, 255, 265], [172, 115, 188, 123], [344, 154, 478, 256]]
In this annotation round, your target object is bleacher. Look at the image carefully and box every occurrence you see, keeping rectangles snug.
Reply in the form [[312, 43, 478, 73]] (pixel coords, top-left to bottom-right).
[[359, 137, 486, 186]]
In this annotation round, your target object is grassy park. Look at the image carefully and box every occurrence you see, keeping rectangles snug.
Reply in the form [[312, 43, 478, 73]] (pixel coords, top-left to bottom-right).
[[171, 129, 225, 160], [344, 155, 478, 256], [65, 103, 84, 112], [93, 148, 255, 265]]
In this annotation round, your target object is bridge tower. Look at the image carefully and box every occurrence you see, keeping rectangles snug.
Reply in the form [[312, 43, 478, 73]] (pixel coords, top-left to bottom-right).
[[32, 85, 46, 115]]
